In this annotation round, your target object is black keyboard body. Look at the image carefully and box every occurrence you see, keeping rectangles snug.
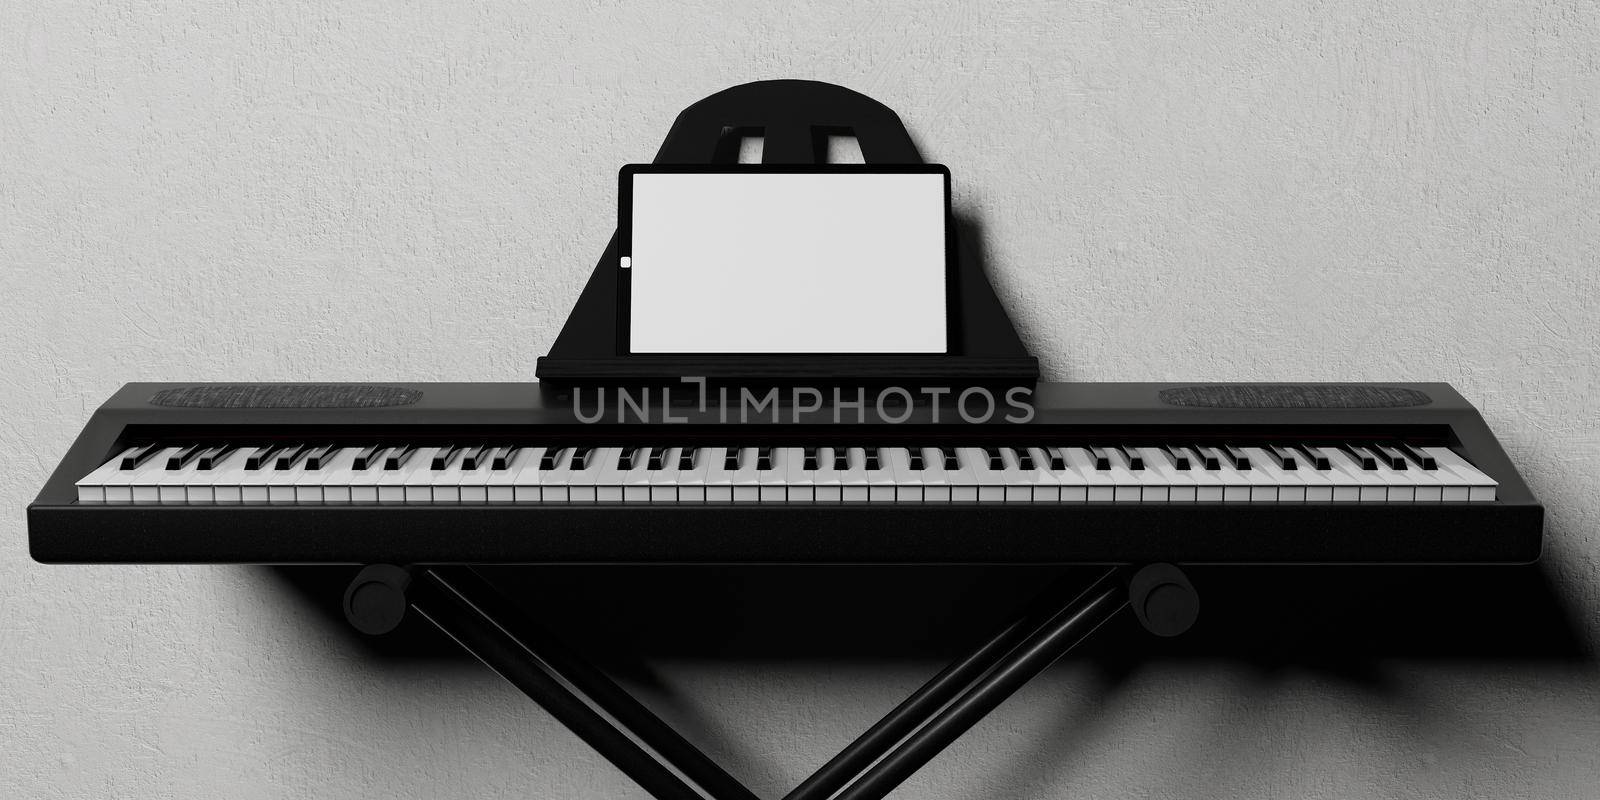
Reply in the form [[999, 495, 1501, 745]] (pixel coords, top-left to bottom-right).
[[28, 381, 1543, 565]]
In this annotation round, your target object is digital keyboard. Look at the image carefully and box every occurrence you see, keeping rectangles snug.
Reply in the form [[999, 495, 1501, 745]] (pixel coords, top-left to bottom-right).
[[28, 382, 1543, 564]]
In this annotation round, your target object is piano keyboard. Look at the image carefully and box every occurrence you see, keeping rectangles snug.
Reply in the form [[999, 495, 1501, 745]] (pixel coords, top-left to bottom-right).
[[76, 443, 1498, 505]]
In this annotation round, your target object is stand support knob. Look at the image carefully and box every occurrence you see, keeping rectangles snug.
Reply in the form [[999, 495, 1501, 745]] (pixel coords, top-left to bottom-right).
[[343, 564, 413, 635], [1129, 563, 1199, 637]]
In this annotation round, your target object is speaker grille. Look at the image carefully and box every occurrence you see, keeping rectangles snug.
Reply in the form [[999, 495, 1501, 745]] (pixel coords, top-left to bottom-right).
[[1158, 385, 1430, 409], [150, 384, 423, 409]]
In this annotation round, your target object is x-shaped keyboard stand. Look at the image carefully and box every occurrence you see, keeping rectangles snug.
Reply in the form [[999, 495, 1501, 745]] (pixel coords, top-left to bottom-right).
[[343, 563, 1198, 800]]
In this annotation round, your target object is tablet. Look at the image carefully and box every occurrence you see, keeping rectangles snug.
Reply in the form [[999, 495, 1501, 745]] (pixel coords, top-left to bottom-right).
[[618, 165, 951, 355]]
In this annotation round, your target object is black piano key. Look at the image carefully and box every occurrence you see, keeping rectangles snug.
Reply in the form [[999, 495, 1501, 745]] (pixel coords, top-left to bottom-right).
[[275, 444, 314, 470], [940, 447, 959, 470], [757, 448, 775, 471], [1398, 443, 1437, 470], [384, 445, 420, 471], [196, 444, 236, 470], [1221, 445, 1251, 470], [1163, 446, 1191, 470], [540, 448, 564, 471], [617, 448, 638, 470], [1293, 445, 1332, 470], [724, 449, 741, 471], [833, 449, 850, 470], [489, 446, 517, 470], [432, 445, 465, 470], [120, 443, 161, 470], [1047, 448, 1067, 471], [355, 448, 388, 470], [644, 448, 666, 471], [802, 447, 820, 471], [303, 444, 337, 470], [1340, 444, 1379, 470], [166, 444, 206, 470], [907, 449, 926, 471], [570, 447, 594, 470], [1266, 445, 1299, 471], [247, 446, 285, 471], [983, 447, 1005, 470], [864, 449, 882, 471], [1015, 448, 1036, 471], [459, 445, 489, 470], [1192, 446, 1222, 471], [1115, 446, 1144, 471], [1370, 444, 1408, 471], [1089, 447, 1113, 471], [678, 448, 697, 471]]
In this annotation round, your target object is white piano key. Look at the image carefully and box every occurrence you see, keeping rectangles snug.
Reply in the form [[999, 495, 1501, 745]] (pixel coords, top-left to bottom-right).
[[1242, 447, 1296, 502], [865, 448, 898, 503], [263, 457, 307, 504], [784, 448, 817, 503], [1014, 448, 1060, 502], [508, 447, 549, 502], [207, 448, 256, 504], [76, 448, 140, 503], [702, 447, 735, 503], [347, 449, 388, 503], [762, 448, 798, 503], [945, 448, 980, 502], [1061, 448, 1115, 502], [621, 447, 656, 503], [567, 447, 619, 503], [1305, 447, 1360, 502], [1109, 448, 1167, 503], [1137, 447, 1194, 502], [542, 447, 583, 503], [1422, 447, 1498, 501], [1325, 449, 1387, 502], [916, 447, 952, 502], [1366, 459, 1416, 503], [677, 447, 712, 503], [957, 448, 1006, 502], [127, 448, 182, 504], [154, 452, 205, 505], [645, 447, 682, 503], [1039, 448, 1087, 503], [995, 449, 1030, 503], [456, 445, 502, 503], [379, 446, 437, 504], [1284, 451, 1335, 502], [424, 449, 473, 504], [730, 447, 761, 503], [1102, 449, 1144, 503], [886, 447, 924, 503], [840, 447, 870, 502], [1403, 459, 1446, 502], [588, 447, 627, 503], [312, 447, 359, 504], [1195, 446, 1253, 503]]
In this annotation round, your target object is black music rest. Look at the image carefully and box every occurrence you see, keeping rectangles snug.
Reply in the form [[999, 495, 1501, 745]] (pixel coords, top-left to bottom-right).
[[535, 79, 1039, 387]]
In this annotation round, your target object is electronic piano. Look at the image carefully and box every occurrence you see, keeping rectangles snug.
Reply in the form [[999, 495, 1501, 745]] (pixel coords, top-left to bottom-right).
[[28, 381, 1542, 565]]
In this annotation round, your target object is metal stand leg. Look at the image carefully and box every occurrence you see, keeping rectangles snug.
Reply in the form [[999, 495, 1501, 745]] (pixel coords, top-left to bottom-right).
[[344, 563, 1197, 800]]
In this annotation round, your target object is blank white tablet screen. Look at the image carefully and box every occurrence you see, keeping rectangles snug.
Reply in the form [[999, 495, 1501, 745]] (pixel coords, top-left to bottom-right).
[[627, 171, 947, 354]]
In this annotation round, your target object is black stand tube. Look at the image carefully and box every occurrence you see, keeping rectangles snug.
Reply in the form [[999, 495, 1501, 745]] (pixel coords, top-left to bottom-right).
[[379, 564, 1156, 800], [830, 570, 1129, 800], [410, 568, 740, 800], [783, 567, 1126, 800], [425, 568, 760, 800]]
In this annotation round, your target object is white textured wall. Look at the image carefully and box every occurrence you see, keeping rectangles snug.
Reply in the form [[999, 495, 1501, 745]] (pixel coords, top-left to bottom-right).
[[3, 1, 1598, 797]]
